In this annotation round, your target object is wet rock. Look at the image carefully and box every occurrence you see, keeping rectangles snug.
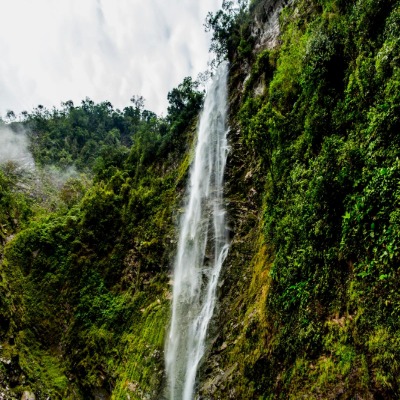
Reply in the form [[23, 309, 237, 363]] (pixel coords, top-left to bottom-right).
[[21, 392, 35, 400], [219, 342, 228, 351], [5, 356, 22, 388], [92, 388, 110, 400]]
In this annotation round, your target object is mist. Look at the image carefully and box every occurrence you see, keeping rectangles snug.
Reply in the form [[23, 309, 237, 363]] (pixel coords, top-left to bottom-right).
[[0, 125, 35, 170], [41, 165, 80, 189]]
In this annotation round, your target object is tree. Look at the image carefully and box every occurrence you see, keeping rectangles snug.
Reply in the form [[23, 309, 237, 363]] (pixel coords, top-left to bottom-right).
[[164, 76, 204, 153], [204, 0, 249, 64], [130, 95, 145, 111], [6, 110, 16, 122], [167, 77, 204, 120]]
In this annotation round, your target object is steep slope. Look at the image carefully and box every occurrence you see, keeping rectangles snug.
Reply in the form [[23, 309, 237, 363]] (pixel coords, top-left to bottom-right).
[[1, 0, 399, 398], [0, 83, 203, 399], [200, 0, 400, 398]]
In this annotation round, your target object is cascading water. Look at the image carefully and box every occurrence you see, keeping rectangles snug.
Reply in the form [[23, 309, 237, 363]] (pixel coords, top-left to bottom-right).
[[165, 62, 230, 400]]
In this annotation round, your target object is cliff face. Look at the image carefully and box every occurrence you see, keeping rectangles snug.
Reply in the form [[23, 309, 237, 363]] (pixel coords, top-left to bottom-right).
[[1, 0, 400, 399], [200, 0, 400, 398]]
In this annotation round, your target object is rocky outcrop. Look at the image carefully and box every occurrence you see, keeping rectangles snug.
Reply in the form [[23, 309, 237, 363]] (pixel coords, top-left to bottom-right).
[[251, 0, 293, 50], [21, 392, 35, 400]]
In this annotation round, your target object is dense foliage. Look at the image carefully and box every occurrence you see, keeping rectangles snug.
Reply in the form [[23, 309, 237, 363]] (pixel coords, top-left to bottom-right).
[[200, 0, 400, 398], [0, 79, 203, 399], [1, 0, 400, 398]]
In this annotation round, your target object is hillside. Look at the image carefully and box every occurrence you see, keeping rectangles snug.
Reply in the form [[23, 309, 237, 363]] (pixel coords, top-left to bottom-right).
[[1, 0, 400, 399], [200, 0, 400, 398], [0, 80, 203, 399]]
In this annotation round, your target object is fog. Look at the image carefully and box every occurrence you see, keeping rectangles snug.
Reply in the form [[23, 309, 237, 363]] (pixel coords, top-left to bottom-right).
[[0, 125, 35, 170]]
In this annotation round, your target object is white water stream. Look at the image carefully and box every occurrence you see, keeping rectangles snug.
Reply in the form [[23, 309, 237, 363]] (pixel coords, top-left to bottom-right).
[[165, 63, 230, 400]]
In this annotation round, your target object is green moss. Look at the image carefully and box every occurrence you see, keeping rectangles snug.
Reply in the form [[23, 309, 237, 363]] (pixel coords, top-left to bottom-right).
[[111, 302, 169, 400], [203, 0, 400, 398]]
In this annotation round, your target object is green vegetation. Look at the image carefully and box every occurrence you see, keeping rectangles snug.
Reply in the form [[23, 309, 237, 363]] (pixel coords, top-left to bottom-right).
[[205, 0, 253, 65], [1, 0, 400, 398], [0, 79, 202, 399], [200, 0, 400, 398]]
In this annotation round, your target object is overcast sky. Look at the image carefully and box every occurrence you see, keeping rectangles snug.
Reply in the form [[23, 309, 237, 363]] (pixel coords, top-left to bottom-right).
[[0, 0, 222, 118]]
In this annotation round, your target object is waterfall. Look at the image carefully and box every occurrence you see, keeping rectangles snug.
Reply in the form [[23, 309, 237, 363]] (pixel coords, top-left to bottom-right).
[[165, 62, 230, 400]]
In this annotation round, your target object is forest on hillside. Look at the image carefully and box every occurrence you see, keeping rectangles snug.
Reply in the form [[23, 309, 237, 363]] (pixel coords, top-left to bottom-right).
[[1, 0, 400, 399], [0, 76, 204, 399]]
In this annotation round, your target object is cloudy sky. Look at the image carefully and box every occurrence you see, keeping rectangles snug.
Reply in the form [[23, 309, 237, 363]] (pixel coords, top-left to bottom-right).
[[0, 0, 222, 118]]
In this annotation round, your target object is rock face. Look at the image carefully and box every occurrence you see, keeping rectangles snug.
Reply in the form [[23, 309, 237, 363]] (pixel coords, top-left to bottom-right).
[[21, 392, 35, 400], [251, 0, 292, 50], [198, 2, 288, 398], [201, 0, 400, 396]]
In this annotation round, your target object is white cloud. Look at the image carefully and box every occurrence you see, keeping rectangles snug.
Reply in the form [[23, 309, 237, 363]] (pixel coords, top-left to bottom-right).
[[0, 0, 222, 117]]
